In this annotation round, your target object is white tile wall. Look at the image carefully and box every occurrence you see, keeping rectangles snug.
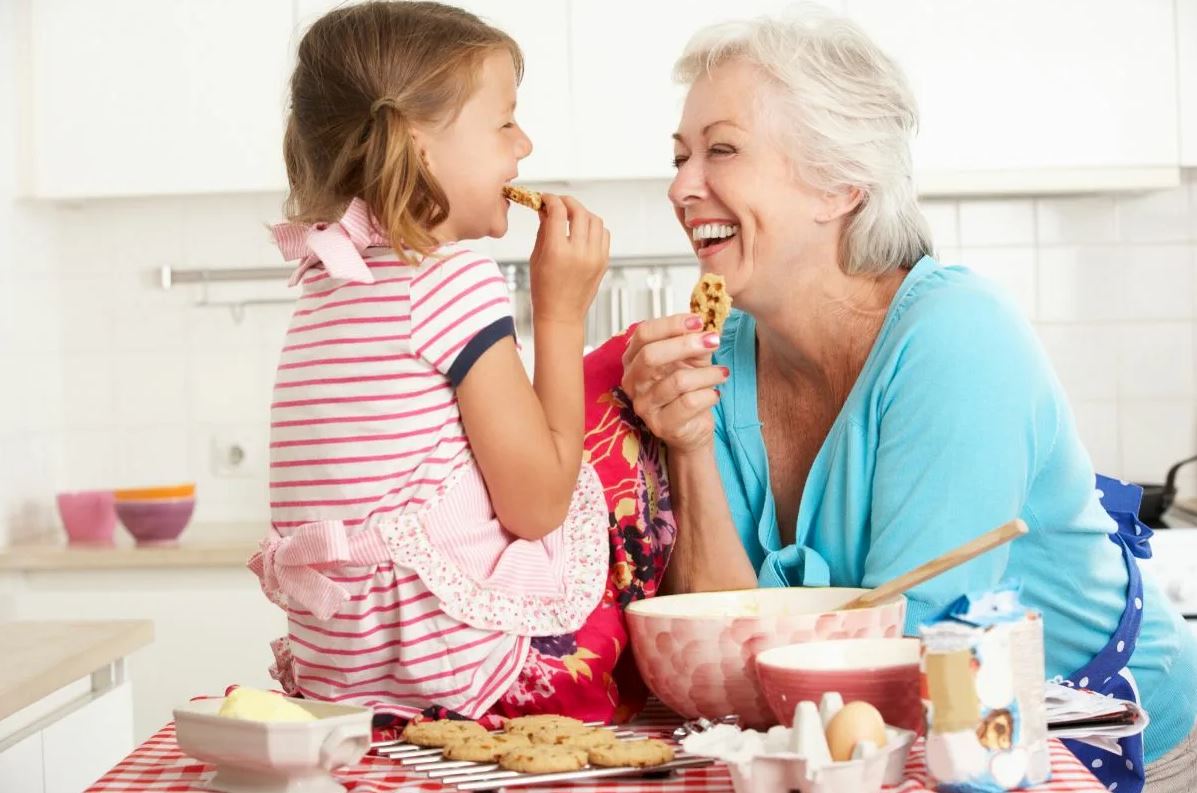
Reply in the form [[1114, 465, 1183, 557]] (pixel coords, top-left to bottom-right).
[[1, 0, 1195, 549], [2, 176, 1193, 546]]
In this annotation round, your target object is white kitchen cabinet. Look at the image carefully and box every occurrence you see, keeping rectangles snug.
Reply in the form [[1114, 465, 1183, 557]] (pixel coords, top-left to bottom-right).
[[1179, 0, 1197, 166], [27, 0, 293, 198], [568, 0, 843, 181], [844, 0, 1180, 192], [41, 681, 133, 793], [0, 732, 43, 793]]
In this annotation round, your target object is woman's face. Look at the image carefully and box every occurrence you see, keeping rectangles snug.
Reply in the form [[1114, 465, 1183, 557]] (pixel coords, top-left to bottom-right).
[[669, 60, 843, 306]]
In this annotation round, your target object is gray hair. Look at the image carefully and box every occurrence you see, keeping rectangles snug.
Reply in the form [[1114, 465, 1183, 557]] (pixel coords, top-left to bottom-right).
[[674, 4, 933, 275]]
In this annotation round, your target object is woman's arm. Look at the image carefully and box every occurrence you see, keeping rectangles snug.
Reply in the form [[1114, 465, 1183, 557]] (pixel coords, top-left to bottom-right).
[[620, 316, 754, 593], [663, 446, 758, 594]]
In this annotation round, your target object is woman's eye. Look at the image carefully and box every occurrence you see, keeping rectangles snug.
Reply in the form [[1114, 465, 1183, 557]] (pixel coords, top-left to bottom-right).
[[672, 155, 689, 168], [709, 145, 736, 156], [502, 122, 515, 129]]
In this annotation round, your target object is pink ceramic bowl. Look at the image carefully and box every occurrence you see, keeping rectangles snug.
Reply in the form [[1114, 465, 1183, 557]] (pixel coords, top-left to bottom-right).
[[56, 490, 116, 545], [756, 637, 924, 734], [115, 498, 195, 546], [625, 588, 906, 728]]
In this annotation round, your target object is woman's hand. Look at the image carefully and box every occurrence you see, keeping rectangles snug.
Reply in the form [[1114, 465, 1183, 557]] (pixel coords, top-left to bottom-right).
[[620, 314, 728, 452], [528, 193, 610, 325]]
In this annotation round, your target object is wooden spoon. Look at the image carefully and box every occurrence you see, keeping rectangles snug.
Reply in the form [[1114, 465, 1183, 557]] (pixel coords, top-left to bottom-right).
[[840, 518, 1029, 610]]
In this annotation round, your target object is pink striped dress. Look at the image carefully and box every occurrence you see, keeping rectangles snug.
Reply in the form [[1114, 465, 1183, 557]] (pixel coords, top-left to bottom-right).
[[250, 199, 608, 719]]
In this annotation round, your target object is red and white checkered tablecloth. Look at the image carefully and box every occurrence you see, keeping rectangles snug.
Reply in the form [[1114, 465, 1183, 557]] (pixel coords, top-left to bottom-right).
[[86, 710, 1108, 793]]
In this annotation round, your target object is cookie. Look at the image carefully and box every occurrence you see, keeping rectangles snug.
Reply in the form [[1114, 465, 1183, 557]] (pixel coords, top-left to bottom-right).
[[552, 727, 621, 751], [689, 273, 732, 334], [443, 732, 531, 762], [401, 719, 486, 747], [504, 714, 585, 736], [502, 184, 543, 211], [499, 744, 588, 774], [587, 738, 676, 768]]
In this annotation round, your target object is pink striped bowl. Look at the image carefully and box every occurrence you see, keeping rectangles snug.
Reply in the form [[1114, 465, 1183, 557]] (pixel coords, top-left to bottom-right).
[[756, 637, 924, 734]]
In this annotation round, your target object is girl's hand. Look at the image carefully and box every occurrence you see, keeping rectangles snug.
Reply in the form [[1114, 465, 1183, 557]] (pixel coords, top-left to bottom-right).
[[621, 314, 728, 453], [528, 194, 609, 324]]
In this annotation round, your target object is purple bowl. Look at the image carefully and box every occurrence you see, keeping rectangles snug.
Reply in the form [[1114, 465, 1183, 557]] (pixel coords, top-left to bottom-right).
[[115, 499, 195, 546]]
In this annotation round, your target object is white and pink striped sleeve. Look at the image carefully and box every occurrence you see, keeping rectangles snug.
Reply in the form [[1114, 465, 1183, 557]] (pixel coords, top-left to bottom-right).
[[409, 250, 513, 386]]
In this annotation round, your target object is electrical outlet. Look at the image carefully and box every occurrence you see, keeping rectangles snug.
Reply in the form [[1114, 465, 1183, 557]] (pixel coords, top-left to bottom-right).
[[211, 433, 253, 478]]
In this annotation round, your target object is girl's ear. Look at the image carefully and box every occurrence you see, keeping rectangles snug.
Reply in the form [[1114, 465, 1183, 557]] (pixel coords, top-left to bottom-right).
[[408, 127, 434, 173]]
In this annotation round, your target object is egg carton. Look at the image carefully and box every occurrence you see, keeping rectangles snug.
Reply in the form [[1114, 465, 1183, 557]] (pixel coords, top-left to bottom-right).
[[371, 725, 713, 791]]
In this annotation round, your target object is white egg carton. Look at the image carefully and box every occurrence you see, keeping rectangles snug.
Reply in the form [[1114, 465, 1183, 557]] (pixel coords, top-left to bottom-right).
[[727, 727, 916, 793]]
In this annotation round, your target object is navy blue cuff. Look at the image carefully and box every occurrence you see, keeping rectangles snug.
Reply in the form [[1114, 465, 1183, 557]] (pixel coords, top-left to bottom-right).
[[447, 316, 516, 387]]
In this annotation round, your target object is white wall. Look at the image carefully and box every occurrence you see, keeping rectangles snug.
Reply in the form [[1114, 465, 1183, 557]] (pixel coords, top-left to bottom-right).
[[1, 0, 1194, 544]]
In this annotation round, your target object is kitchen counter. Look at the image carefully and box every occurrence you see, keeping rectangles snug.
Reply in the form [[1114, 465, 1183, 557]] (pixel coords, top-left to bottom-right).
[[0, 523, 260, 571], [0, 620, 153, 721], [0, 541, 258, 571], [0, 620, 154, 792]]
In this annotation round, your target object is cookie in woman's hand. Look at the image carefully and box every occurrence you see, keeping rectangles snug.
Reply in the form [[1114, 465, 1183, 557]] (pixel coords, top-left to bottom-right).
[[689, 273, 732, 334]]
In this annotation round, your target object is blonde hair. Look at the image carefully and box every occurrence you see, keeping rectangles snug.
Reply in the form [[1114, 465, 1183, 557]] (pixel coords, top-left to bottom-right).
[[283, 1, 523, 264], [674, 4, 932, 275]]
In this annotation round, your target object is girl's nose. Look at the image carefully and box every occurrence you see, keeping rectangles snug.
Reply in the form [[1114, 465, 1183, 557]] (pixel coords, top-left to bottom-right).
[[515, 124, 533, 160]]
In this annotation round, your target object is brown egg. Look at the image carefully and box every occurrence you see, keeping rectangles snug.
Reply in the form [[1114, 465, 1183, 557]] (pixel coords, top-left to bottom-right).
[[824, 701, 888, 762]]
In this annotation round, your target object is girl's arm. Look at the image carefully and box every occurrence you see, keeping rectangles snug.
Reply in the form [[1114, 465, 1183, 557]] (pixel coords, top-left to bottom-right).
[[456, 195, 608, 540]]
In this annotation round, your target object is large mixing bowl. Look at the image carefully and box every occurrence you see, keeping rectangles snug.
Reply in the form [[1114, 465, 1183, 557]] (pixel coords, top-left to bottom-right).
[[625, 587, 906, 727]]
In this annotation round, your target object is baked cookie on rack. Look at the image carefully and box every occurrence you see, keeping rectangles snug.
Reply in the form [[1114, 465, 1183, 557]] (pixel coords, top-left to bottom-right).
[[499, 744, 589, 773], [401, 719, 486, 747], [443, 733, 531, 763], [587, 738, 676, 768]]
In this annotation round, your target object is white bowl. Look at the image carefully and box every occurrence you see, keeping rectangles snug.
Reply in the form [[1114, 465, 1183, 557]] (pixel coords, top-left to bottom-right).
[[174, 697, 372, 793]]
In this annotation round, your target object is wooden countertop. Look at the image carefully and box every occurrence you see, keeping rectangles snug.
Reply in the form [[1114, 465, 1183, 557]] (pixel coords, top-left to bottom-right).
[[0, 542, 258, 571], [0, 620, 154, 720], [0, 523, 259, 571]]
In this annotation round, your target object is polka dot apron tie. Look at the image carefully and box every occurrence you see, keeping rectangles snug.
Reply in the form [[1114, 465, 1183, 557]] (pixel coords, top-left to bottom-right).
[[1060, 474, 1153, 793]]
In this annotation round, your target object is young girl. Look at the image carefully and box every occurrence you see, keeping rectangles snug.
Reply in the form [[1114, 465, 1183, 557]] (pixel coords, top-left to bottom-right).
[[249, 0, 614, 722]]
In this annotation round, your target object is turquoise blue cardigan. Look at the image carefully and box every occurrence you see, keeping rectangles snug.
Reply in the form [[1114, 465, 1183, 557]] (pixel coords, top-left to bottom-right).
[[709, 256, 1197, 761]]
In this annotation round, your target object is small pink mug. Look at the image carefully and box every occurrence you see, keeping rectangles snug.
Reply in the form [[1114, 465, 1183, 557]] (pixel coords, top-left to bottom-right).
[[56, 490, 116, 545]]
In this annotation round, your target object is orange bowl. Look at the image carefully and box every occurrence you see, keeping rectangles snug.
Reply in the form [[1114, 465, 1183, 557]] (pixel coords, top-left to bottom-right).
[[115, 483, 196, 501]]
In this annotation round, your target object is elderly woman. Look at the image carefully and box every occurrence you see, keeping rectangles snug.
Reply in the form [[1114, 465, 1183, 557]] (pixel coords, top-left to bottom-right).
[[621, 8, 1197, 791]]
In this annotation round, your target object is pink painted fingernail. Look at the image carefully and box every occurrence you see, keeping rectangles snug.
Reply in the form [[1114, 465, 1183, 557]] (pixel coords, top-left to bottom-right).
[[703, 333, 720, 348], [719, 366, 730, 378], [684, 315, 703, 331]]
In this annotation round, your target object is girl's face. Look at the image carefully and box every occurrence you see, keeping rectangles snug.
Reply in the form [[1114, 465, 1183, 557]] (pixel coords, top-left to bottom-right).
[[418, 51, 533, 242], [668, 59, 848, 308]]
